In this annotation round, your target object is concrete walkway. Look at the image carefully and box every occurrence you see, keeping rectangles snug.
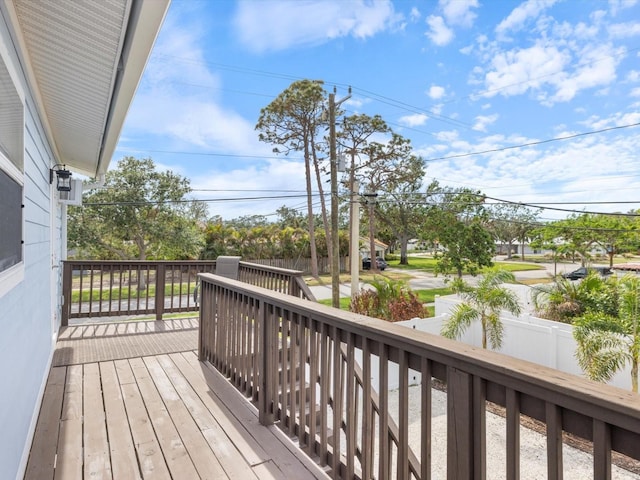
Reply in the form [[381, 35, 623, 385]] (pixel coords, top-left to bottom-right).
[[309, 258, 591, 301]]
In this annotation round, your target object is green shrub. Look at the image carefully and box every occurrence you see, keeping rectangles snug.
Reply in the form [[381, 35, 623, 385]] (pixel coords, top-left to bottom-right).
[[350, 276, 428, 322]]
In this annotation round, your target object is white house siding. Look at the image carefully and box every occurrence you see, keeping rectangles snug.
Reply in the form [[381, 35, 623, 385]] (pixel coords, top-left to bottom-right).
[[0, 12, 61, 480]]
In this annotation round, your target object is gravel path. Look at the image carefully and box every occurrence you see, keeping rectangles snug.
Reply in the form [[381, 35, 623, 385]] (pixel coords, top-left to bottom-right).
[[387, 385, 639, 480]]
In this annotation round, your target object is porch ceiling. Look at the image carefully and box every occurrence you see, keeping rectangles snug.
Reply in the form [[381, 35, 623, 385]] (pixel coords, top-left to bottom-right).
[[9, 0, 169, 177]]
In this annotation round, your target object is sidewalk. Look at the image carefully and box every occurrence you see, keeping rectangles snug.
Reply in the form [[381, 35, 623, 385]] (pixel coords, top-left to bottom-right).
[[309, 259, 580, 302]]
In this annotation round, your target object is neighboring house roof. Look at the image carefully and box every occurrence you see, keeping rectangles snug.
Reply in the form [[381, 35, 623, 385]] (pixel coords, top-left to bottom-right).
[[359, 237, 388, 249], [7, 0, 170, 177]]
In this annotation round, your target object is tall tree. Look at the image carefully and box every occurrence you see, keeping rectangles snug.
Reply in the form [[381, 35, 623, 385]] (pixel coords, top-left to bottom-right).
[[422, 183, 494, 278], [376, 172, 427, 265], [68, 156, 206, 261], [256, 79, 327, 277], [441, 269, 522, 349], [489, 204, 541, 260], [359, 133, 424, 269], [338, 114, 391, 266]]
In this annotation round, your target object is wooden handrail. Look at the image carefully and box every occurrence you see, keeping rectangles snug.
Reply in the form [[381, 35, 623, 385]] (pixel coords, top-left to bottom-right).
[[198, 273, 640, 479], [61, 259, 313, 325]]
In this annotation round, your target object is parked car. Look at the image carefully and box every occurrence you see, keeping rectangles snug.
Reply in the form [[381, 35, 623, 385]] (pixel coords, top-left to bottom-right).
[[362, 257, 387, 270], [562, 266, 612, 280]]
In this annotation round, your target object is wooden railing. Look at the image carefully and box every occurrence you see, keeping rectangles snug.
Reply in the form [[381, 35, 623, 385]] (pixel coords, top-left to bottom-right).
[[61, 259, 314, 325], [198, 273, 640, 479]]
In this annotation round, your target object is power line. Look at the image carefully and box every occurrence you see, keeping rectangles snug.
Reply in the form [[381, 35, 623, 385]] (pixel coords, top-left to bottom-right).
[[423, 122, 640, 162]]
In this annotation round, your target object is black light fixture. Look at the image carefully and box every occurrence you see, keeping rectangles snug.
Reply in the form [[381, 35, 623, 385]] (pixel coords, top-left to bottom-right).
[[50, 164, 72, 192]]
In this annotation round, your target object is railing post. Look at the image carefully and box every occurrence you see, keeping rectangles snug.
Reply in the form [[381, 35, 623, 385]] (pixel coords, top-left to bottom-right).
[[61, 261, 72, 327], [447, 367, 474, 480], [259, 301, 275, 425], [155, 263, 165, 321]]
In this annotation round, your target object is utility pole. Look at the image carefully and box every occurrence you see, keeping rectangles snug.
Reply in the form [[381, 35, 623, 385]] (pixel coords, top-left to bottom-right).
[[362, 191, 378, 272], [329, 87, 351, 308], [350, 180, 360, 299]]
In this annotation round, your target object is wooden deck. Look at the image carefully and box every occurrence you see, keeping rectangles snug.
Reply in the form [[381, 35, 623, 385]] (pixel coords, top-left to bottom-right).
[[25, 320, 329, 479]]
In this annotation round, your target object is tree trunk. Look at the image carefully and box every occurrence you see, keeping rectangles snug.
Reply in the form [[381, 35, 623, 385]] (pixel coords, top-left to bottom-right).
[[311, 146, 332, 262], [304, 143, 319, 278], [481, 315, 487, 349], [399, 235, 409, 265], [632, 355, 638, 393]]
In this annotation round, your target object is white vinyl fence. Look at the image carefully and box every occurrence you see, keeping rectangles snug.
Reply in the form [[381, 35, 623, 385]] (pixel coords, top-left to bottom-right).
[[404, 290, 632, 391]]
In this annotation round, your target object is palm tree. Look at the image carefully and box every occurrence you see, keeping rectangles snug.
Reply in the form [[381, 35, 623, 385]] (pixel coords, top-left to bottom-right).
[[531, 271, 618, 323], [441, 269, 522, 349], [573, 274, 640, 392]]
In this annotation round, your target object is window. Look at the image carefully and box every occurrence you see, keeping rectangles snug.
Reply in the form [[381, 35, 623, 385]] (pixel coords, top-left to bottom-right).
[[0, 46, 24, 298], [0, 161, 22, 272]]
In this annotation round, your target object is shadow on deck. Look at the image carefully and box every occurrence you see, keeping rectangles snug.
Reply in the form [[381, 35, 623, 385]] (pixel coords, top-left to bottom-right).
[[25, 319, 329, 479]]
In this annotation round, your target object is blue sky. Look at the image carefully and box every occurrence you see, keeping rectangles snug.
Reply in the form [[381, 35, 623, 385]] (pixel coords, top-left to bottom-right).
[[115, 0, 640, 222]]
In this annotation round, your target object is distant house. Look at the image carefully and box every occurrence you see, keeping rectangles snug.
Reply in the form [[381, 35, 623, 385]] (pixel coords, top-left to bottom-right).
[[360, 236, 388, 259], [0, 2, 169, 478]]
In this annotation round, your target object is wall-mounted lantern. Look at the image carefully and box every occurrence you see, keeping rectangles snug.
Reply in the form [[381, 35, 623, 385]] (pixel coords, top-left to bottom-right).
[[50, 164, 72, 192]]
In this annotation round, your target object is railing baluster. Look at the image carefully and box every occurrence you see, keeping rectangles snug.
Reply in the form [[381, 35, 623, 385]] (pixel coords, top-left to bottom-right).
[[593, 419, 611, 480], [259, 301, 275, 425], [379, 343, 389, 480], [546, 402, 563, 480], [298, 312, 308, 446], [398, 350, 409, 479], [421, 357, 432, 480], [506, 388, 520, 480], [307, 317, 318, 457], [346, 332, 356, 479], [362, 338, 373, 479], [447, 367, 473, 479], [473, 376, 486, 480], [332, 325, 343, 476], [320, 322, 330, 466]]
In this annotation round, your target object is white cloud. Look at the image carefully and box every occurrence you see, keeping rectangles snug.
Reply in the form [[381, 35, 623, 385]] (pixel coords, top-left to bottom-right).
[[545, 44, 622, 104], [482, 43, 570, 98], [410, 7, 420, 22], [398, 113, 429, 127], [440, 0, 478, 27], [627, 70, 640, 82], [427, 85, 446, 99], [496, 0, 558, 36], [192, 158, 308, 219], [122, 10, 272, 159], [434, 130, 459, 142], [608, 21, 640, 38], [472, 114, 499, 132], [609, 0, 640, 16], [233, 0, 401, 52], [426, 15, 454, 46], [631, 87, 640, 96]]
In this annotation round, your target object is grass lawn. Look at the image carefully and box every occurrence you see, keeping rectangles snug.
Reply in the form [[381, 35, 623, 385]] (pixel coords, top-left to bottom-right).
[[305, 270, 412, 287], [317, 287, 453, 312], [318, 297, 352, 310], [414, 287, 454, 303], [387, 256, 543, 274]]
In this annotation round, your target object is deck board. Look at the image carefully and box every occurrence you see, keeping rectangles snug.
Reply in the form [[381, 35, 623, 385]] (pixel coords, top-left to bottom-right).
[[24, 367, 66, 480], [25, 320, 328, 480], [127, 358, 199, 479], [83, 363, 112, 479], [100, 361, 141, 480], [54, 365, 83, 480]]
